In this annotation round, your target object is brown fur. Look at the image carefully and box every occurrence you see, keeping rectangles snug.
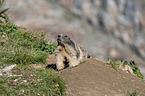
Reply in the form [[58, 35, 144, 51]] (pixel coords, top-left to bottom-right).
[[55, 34, 88, 70]]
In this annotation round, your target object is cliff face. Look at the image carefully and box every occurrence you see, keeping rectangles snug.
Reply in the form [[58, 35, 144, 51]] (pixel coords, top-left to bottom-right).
[[56, 0, 145, 59], [3, 0, 145, 72]]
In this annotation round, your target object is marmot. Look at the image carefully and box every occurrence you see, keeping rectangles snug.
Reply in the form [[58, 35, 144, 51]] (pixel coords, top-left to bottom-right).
[[55, 34, 88, 70]]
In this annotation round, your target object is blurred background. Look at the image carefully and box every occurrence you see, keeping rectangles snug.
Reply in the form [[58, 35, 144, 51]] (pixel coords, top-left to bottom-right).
[[3, 0, 145, 77]]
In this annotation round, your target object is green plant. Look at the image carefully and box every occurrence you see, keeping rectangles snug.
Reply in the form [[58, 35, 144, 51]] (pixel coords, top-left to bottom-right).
[[106, 58, 120, 70], [127, 90, 137, 96], [0, 18, 57, 65], [0, 0, 57, 64], [0, 0, 9, 22], [46, 40, 57, 54], [0, 0, 66, 95], [106, 59, 144, 79], [128, 60, 144, 79], [0, 65, 66, 96], [0, 22, 43, 64]]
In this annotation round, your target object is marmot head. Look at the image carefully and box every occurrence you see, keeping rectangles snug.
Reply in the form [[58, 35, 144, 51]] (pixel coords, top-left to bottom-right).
[[57, 34, 76, 51], [57, 34, 71, 46]]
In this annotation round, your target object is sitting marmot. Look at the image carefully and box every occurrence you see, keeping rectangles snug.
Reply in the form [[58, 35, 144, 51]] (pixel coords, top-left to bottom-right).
[[55, 34, 88, 70]]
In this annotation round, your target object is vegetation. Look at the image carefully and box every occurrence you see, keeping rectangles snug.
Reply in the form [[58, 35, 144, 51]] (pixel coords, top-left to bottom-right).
[[127, 90, 137, 96], [0, 21, 57, 64], [0, 0, 57, 64], [0, 0, 9, 23], [106, 59, 144, 79], [0, 0, 66, 95], [0, 65, 66, 96]]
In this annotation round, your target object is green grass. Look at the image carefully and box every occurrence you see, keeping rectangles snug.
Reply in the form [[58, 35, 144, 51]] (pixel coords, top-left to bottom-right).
[[0, 0, 9, 23], [0, 1, 57, 64], [106, 59, 144, 79], [0, 65, 66, 96], [0, 21, 57, 64], [0, 0, 66, 95]]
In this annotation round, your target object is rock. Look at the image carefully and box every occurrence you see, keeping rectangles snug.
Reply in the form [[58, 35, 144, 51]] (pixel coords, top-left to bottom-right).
[[119, 65, 133, 74], [59, 58, 145, 96], [1, 64, 16, 76]]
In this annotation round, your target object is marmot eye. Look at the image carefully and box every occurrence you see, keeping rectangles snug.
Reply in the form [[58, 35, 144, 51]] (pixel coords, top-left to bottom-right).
[[58, 35, 61, 37], [64, 35, 68, 38]]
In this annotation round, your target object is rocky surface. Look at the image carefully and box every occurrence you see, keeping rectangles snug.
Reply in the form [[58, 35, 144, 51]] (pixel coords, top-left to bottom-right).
[[3, 0, 145, 77], [56, 0, 145, 59], [47, 55, 145, 96], [59, 58, 145, 96]]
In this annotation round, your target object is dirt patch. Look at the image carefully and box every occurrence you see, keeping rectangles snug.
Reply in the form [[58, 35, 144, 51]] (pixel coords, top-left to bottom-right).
[[47, 55, 145, 96]]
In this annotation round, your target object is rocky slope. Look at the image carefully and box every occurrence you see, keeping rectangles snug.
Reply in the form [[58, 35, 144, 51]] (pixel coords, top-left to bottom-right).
[[57, 0, 145, 59], [59, 58, 145, 96], [3, 0, 145, 76], [47, 55, 145, 96]]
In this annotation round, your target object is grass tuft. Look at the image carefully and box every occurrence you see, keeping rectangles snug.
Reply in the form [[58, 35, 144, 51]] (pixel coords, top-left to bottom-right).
[[127, 90, 137, 96], [0, 3, 57, 64], [106, 59, 144, 79], [0, 21, 57, 64], [0, 65, 66, 96], [0, 0, 65, 96]]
